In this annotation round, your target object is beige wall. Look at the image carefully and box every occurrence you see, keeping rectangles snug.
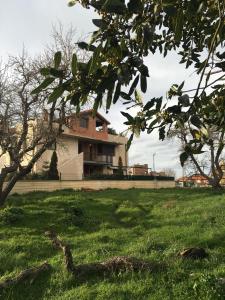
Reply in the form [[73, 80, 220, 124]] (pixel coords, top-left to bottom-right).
[[35, 136, 83, 180], [0, 152, 10, 171], [5, 180, 175, 194], [108, 134, 128, 168], [0, 131, 128, 179]]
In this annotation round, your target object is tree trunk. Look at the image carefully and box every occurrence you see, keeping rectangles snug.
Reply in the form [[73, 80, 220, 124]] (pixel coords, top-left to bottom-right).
[[209, 178, 222, 189], [0, 174, 20, 207], [0, 191, 8, 207]]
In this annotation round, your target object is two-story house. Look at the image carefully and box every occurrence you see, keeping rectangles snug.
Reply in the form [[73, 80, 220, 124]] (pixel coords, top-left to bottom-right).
[[34, 110, 128, 180]]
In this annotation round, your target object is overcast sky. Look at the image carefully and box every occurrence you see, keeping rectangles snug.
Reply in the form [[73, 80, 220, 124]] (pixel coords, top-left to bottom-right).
[[0, 0, 199, 177]]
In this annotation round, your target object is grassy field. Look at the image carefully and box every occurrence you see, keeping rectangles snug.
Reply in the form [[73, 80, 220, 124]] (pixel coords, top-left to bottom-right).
[[0, 188, 225, 300]]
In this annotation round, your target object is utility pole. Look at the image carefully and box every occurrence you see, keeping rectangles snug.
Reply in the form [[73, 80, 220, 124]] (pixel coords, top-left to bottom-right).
[[153, 153, 156, 172], [153, 153, 157, 188]]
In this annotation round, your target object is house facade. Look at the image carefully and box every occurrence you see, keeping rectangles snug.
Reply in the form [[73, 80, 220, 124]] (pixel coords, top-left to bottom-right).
[[34, 110, 128, 180], [128, 164, 149, 176], [176, 174, 209, 187]]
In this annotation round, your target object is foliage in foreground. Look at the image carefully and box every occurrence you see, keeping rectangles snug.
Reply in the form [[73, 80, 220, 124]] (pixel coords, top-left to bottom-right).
[[34, 0, 225, 187], [0, 188, 225, 299]]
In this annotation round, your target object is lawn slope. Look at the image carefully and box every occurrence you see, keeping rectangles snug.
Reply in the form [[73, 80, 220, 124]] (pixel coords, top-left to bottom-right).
[[0, 188, 225, 299]]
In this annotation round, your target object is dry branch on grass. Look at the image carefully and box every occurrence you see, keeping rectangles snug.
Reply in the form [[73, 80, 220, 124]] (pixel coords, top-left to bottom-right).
[[179, 247, 208, 259], [45, 230, 157, 277], [0, 262, 51, 289]]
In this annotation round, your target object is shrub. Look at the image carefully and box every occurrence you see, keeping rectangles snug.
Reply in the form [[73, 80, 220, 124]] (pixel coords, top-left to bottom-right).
[[0, 207, 24, 225], [48, 151, 59, 180], [64, 206, 85, 226]]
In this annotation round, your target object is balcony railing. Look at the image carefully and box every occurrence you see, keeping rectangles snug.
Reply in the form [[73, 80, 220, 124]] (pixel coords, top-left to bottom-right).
[[83, 152, 113, 164]]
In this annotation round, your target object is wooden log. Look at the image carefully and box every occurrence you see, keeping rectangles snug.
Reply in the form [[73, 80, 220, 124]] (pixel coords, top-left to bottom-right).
[[179, 247, 208, 259], [45, 230, 157, 278], [0, 262, 51, 289]]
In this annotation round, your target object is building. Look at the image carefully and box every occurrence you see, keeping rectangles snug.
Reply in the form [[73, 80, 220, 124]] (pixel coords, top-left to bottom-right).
[[128, 164, 149, 176], [34, 110, 128, 180], [176, 174, 209, 187], [220, 161, 225, 186]]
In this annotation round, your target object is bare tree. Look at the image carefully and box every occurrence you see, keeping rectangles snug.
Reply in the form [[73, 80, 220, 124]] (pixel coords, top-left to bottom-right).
[[161, 168, 176, 178], [169, 125, 225, 188], [0, 25, 88, 206]]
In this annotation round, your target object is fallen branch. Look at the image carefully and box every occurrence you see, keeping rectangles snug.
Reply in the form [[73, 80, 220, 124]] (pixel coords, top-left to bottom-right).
[[45, 231, 157, 278], [0, 262, 51, 289], [179, 247, 208, 259]]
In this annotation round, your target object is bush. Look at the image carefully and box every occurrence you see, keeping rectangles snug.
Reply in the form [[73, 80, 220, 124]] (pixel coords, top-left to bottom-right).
[[64, 206, 85, 226], [0, 207, 24, 225], [85, 174, 174, 181], [48, 151, 59, 180]]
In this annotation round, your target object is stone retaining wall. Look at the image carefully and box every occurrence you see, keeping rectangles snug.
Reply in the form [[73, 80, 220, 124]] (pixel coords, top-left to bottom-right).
[[6, 180, 175, 195]]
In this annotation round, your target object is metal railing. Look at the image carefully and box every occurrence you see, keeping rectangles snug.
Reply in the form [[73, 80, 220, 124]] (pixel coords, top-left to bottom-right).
[[83, 152, 113, 164]]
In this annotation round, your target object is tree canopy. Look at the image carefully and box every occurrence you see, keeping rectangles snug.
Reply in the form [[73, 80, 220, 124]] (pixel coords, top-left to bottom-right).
[[34, 0, 225, 175]]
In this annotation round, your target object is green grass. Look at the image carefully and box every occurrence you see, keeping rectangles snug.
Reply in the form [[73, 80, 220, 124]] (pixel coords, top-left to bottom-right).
[[0, 188, 225, 300]]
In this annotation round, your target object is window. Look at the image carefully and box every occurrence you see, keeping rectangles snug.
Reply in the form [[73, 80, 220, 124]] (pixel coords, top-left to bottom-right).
[[96, 119, 104, 132], [80, 117, 89, 128], [97, 144, 103, 154], [78, 142, 83, 154], [105, 145, 115, 155], [97, 144, 115, 155]]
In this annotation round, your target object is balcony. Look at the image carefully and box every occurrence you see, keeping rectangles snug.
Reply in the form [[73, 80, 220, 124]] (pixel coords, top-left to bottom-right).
[[83, 152, 113, 164]]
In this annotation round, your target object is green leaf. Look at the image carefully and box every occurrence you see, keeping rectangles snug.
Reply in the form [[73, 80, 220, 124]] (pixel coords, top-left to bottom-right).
[[113, 82, 121, 104], [88, 45, 101, 75], [127, 0, 143, 13], [40, 68, 50, 76], [120, 92, 131, 100], [167, 105, 181, 114], [140, 75, 147, 93], [54, 51, 62, 69], [91, 0, 105, 10], [138, 64, 149, 77], [174, 9, 183, 42], [129, 75, 139, 96], [190, 115, 202, 128], [191, 129, 201, 140], [156, 97, 163, 111], [126, 133, 134, 151], [143, 99, 155, 111], [92, 19, 107, 29], [103, 0, 126, 14], [49, 68, 64, 78], [178, 94, 190, 107], [106, 85, 114, 110], [159, 126, 165, 140], [180, 152, 189, 167], [71, 53, 77, 76], [134, 90, 142, 103], [31, 77, 55, 94], [48, 86, 64, 103], [121, 111, 133, 123], [70, 92, 81, 106], [77, 42, 89, 50], [68, 0, 77, 7], [93, 93, 102, 113]]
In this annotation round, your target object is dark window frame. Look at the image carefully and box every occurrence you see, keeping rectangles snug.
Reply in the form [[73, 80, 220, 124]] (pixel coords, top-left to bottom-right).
[[80, 117, 89, 128]]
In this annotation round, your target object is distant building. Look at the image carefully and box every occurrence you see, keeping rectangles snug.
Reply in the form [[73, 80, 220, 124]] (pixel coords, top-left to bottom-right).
[[150, 171, 166, 177], [220, 161, 225, 186], [128, 164, 149, 176], [0, 109, 128, 180], [176, 174, 209, 187]]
